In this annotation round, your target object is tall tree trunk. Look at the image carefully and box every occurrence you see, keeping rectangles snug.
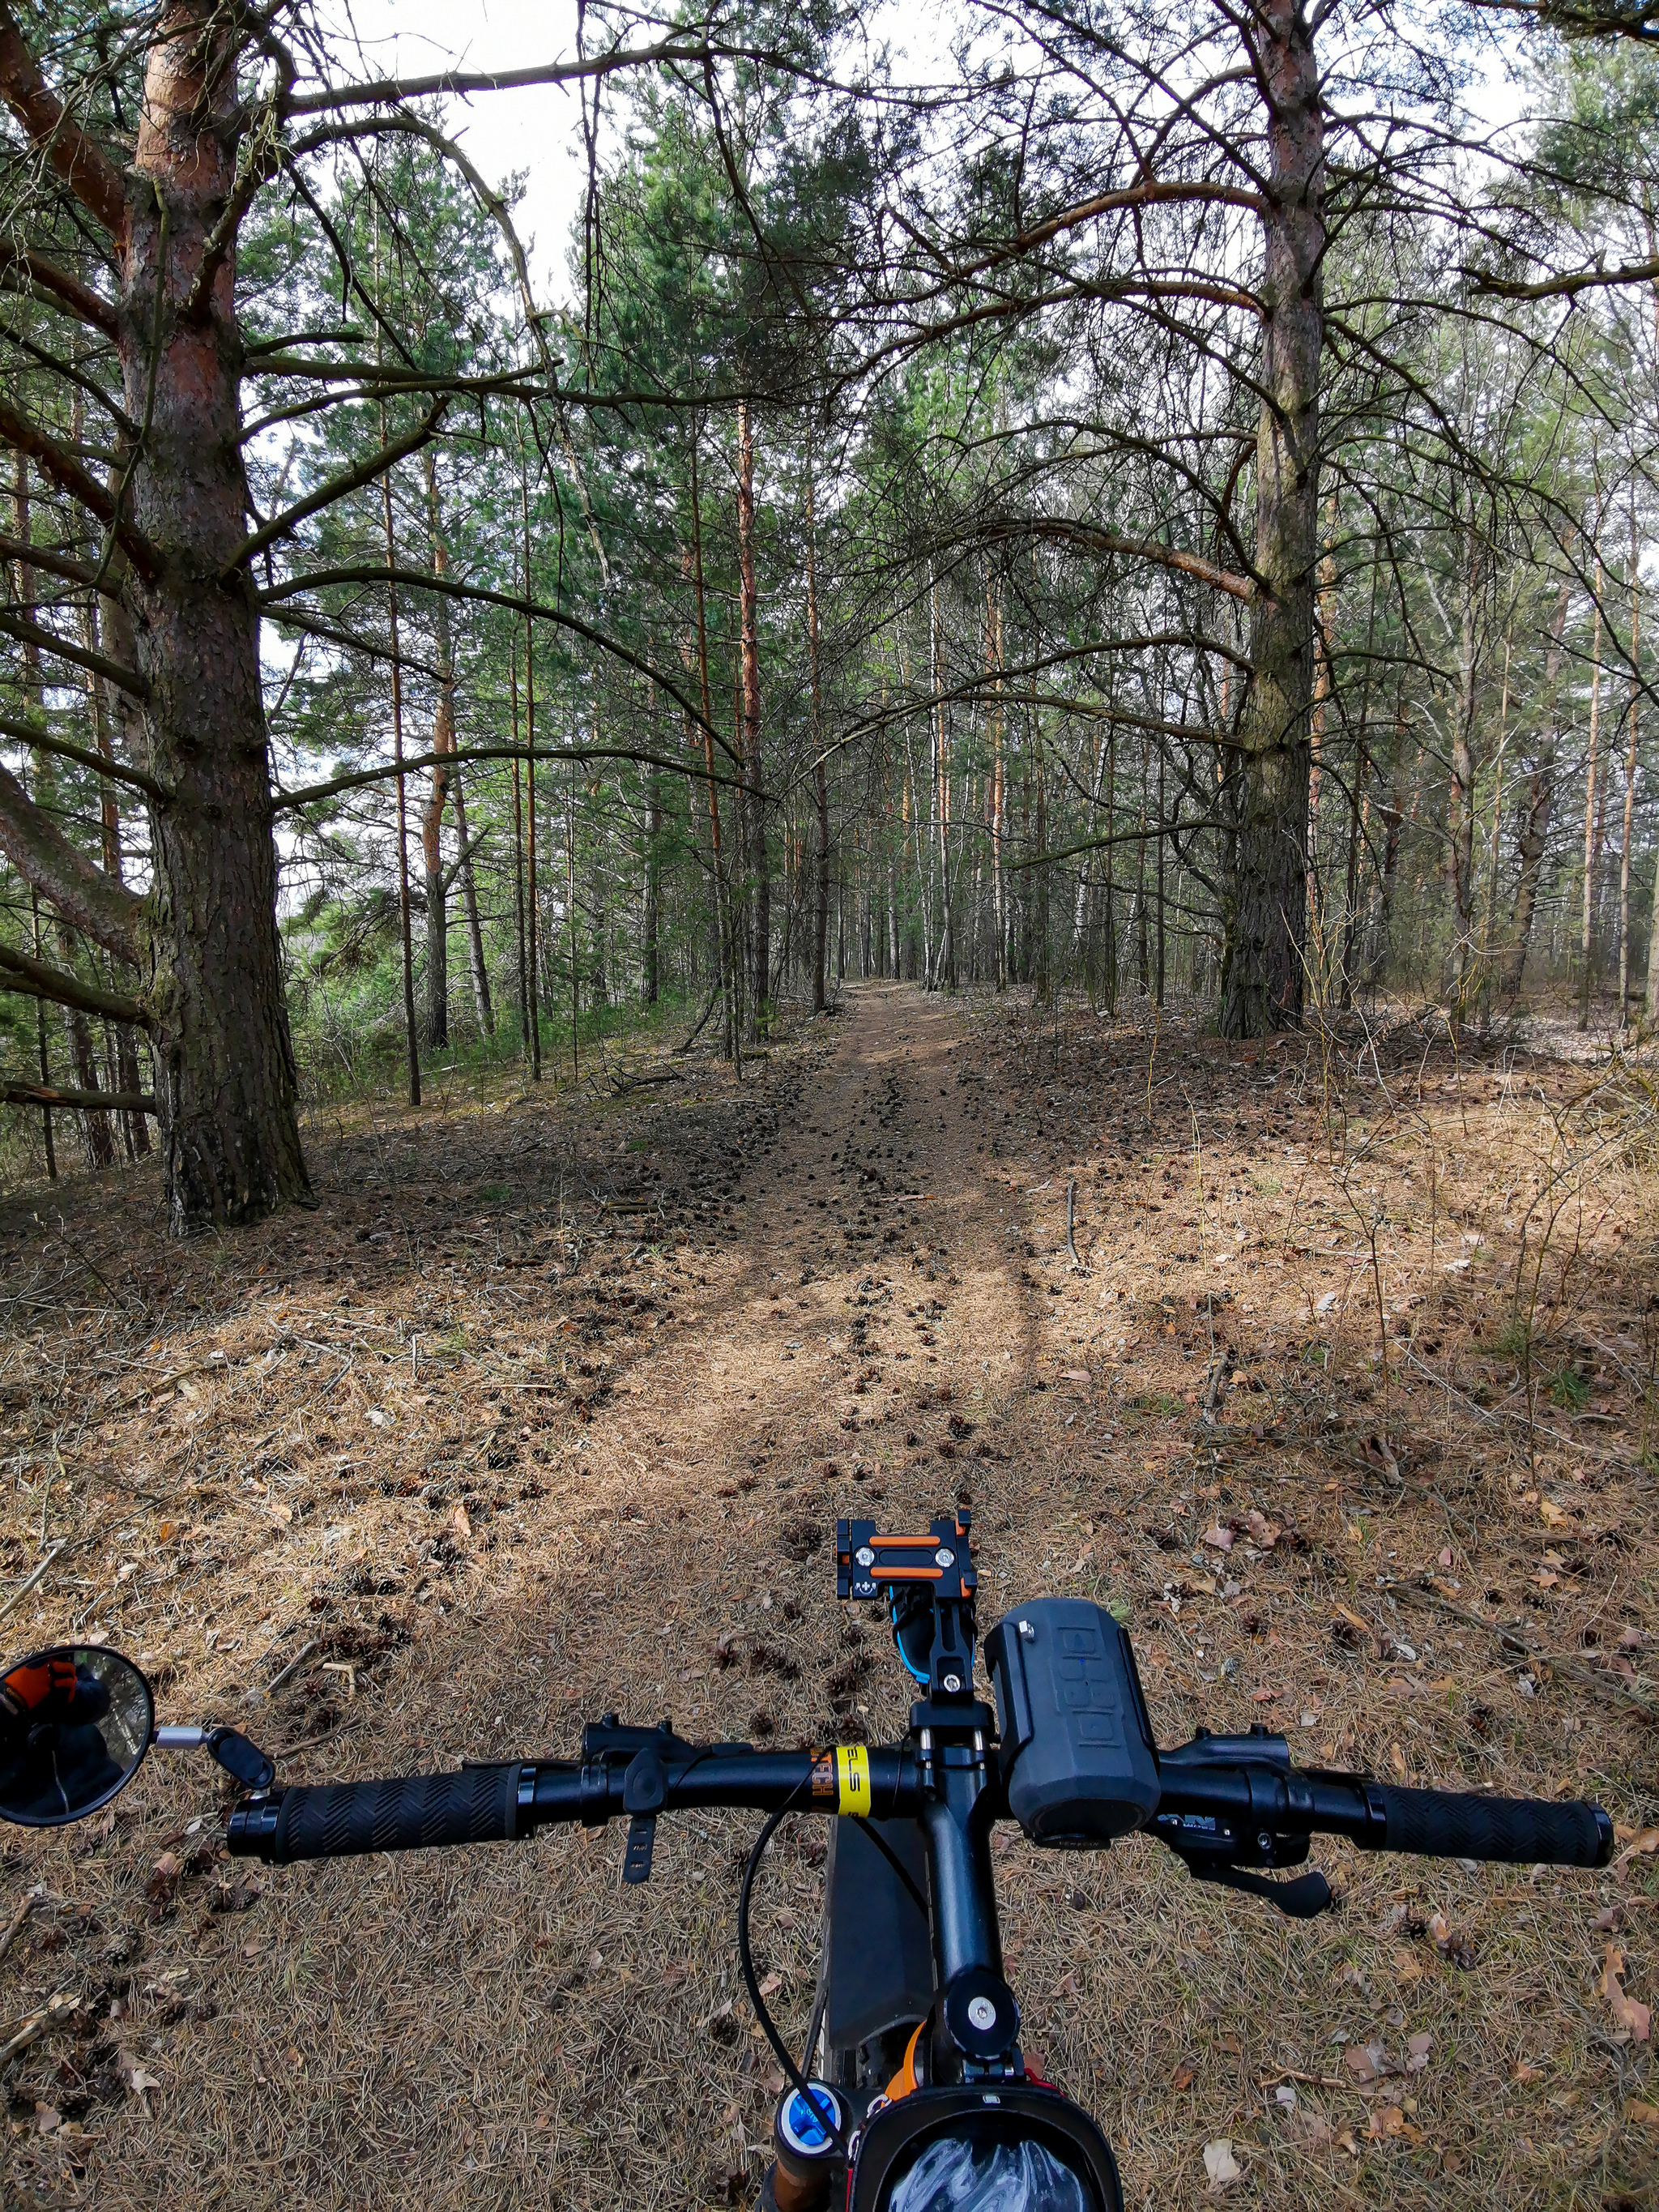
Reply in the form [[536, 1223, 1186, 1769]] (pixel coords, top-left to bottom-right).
[[380, 448, 420, 1107], [807, 470, 830, 1014], [736, 399, 767, 1037], [1155, 743, 1166, 1007], [424, 453, 491, 1038], [131, 10, 308, 1225], [29, 886, 56, 1178], [642, 760, 662, 1007], [988, 572, 1007, 990], [1501, 579, 1571, 1001], [421, 721, 451, 1049], [688, 422, 736, 1060], [1446, 526, 1480, 1019], [1579, 533, 1603, 1031], [1618, 502, 1640, 1023], [0, 4, 309, 1227], [510, 642, 532, 1057], [1218, 0, 1324, 1038], [520, 468, 542, 1078]]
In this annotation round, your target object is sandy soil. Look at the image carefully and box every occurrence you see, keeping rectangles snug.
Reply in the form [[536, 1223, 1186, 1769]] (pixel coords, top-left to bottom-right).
[[0, 982, 1655, 2210]]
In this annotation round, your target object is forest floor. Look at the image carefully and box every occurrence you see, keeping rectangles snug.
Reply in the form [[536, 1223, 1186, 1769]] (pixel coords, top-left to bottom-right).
[[1, 981, 1657, 2212]]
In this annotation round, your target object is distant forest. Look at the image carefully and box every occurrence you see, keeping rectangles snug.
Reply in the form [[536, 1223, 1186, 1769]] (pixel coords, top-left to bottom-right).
[[0, 1, 1655, 1228]]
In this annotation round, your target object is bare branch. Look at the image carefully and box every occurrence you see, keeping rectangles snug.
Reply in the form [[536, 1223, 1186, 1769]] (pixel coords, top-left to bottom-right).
[[220, 405, 446, 575], [0, 2, 129, 237], [0, 604, 151, 698], [0, 937, 147, 1026], [0, 399, 161, 583], [0, 762, 147, 963]]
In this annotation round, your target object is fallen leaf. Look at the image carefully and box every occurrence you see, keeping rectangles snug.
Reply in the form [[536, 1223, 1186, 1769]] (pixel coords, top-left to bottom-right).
[[129, 2068, 163, 2096], [1172, 2063, 1196, 2091], [757, 1971, 784, 2000], [146, 1851, 181, 1906], [1345, 2039, 1390, 2084], [1627, 2100, 1659, 2128], [446, 1501, 471, 1544], [1367, 2104, 1423, 2145], [34, 2105, 60, 2134], [1362, 1436, 1399, 1480], [1393, 1948, 1423, 1984], [1613, 1828, 1659, 1872], [1245, 1509, 1280, 1548], [1203, 2139, 1242, 2189], [1064, 1369, 1090, 1383], [1405, 2031, 1432, 2073], [1390, 1742, 1409, 1779], [1287, 2105, 1332, 2148], [761, 2061, 787, 2097], [1512, 2060, 1544, 2083], [1250, 1686, 1277, 1705], [1599, 1944, 1652, 2043], [1336, 2128, 1361, 2157], [1438, 1547, 1453, 1568], [1538, 1500, 1567, 1528], [1202, 1524, 1235, 1552], [1533, 1570, 1560, 1591]]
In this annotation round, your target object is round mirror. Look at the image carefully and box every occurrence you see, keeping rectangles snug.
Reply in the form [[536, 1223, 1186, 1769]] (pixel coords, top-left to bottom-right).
[[0, 1646, 154, 1827]]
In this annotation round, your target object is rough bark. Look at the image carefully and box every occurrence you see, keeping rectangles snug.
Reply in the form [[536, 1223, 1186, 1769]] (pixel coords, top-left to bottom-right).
[[1218, 0, 1324, 1038], [119, 9, 309, 1224]]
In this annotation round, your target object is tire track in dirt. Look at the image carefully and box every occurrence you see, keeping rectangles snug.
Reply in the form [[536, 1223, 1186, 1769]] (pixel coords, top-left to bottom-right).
[[579, 984, 1045, 1535]]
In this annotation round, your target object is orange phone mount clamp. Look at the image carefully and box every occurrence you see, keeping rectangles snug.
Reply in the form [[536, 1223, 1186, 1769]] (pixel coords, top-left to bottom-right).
[[837, 1513, 987, 1723]]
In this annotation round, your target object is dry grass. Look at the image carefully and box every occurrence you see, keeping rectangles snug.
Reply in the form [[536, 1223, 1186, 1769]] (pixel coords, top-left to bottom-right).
[[0, 983, 1655, 2210]]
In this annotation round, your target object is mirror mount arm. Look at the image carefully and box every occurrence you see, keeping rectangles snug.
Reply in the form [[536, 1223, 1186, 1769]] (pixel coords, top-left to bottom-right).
[[152, 1723, 276, 1794]]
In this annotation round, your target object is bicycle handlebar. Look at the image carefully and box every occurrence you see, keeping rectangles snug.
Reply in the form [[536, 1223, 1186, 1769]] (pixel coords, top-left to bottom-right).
[[1364, 1782, 1610, 1866], [228, 1747, 923, 1864], [1154, 1758, 1612, 1868], [224, 1736, 1612, 1872]]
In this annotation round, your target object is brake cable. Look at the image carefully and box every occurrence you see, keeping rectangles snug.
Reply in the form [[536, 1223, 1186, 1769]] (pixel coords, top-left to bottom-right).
[[738, 1798, 851, 2158]]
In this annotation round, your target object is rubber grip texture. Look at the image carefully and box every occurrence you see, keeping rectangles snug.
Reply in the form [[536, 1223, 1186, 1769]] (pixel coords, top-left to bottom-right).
[[1374, 1786, 1606, 1867], [267, 1766, 521, 1864]]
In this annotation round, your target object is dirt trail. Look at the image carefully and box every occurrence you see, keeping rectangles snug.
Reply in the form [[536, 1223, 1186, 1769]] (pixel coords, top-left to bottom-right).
[[1, 984, 1654, 2212], [586, 982, 1039, 1555]]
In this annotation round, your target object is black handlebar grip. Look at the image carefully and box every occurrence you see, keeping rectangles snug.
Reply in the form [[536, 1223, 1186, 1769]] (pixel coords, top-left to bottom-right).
[[258, 1765, 523, 1864], [1370, 1785, 1612, 1868]]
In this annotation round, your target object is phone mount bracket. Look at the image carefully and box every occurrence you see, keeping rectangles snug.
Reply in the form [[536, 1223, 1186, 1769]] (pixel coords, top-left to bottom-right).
[[837, 1512, 979, 1715]]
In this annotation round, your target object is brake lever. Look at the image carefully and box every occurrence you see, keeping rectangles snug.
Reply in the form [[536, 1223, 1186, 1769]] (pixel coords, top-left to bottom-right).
[[1182, 1859, 1333, 1919], [153, 1723, 277, 1793]]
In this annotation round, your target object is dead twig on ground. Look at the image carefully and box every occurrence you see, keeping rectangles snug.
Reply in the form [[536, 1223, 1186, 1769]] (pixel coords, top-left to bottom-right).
[[1388, 1581, 1657, 1723]]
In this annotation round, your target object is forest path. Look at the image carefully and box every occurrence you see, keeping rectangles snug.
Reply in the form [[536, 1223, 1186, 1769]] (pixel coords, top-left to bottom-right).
[[586, 980, 1047, 1527]]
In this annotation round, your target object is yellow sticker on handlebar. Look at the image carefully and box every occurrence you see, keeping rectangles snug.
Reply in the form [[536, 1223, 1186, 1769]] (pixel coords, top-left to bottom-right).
[[835, 1745, 872, 1817]]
